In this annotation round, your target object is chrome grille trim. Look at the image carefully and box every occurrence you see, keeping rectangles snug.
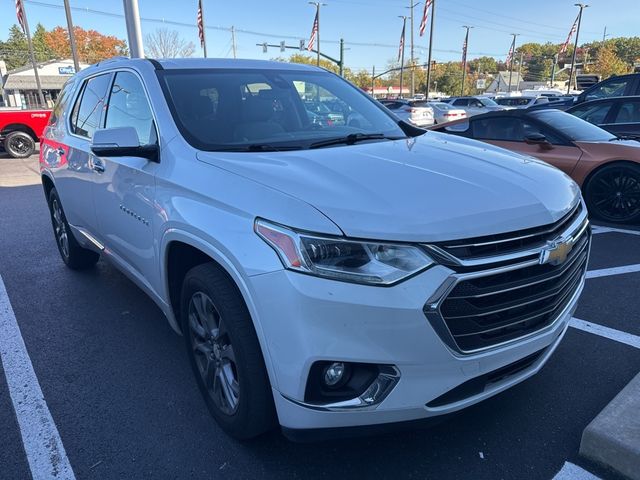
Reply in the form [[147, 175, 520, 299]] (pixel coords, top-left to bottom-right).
[[424, 201, 590, 355]]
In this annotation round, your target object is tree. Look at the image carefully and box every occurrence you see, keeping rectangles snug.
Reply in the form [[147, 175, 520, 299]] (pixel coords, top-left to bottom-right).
[[145, 28, 195, 58], [32, 23, 54, 63], [3, 25, 29, 70], [44, 26, 127, 64], [347, 69, 373, 90], [594, 44, 630, 79]]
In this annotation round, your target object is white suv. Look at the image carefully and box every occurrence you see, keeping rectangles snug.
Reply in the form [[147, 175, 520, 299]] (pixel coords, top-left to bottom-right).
[[40, 58, 590, 440]]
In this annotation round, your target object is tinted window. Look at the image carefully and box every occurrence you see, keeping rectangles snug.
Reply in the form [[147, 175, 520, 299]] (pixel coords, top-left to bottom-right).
[[453, 99, 468, 106], [158, 69, 403, 151], [613, 100, 640, 124], [585, 78, 629, 101], [105, 72, 156, 145], [472, 117, 523, 141], [478, 97, 499, 107], [569, 102, 613, 125], [532, 110, 615, 142], [70, 74, 112, 138]]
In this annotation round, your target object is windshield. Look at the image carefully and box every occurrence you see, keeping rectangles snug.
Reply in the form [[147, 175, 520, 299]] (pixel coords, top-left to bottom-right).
[[532, 110, 616, 142], [479, 97, 499, 107], [157, 68, 405, 151], [497, 98, 532, 106], [431, 102, 452, 110]]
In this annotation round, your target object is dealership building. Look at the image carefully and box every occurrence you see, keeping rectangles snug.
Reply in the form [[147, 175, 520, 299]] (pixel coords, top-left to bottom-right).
[[1, 59, 88, 109]]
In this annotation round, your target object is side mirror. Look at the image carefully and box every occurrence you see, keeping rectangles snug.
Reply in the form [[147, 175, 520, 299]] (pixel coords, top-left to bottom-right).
[[91, 126, 158, 162], [524, 133, 552, 149]]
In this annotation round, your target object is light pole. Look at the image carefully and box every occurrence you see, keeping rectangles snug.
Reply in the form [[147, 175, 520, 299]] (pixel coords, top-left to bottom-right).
[[406, 1, 420, 97], [460, 26, 472, 96], [122, 0, 144, 58], [309, 2, 326, 67], [63, 0, 80, 72], [507, 33, 520, 93], [398, 16, 407, 98], [567, 3, 589, 93]]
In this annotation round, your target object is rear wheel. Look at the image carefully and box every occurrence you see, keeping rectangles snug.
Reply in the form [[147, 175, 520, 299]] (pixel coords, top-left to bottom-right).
[[584, 163, 640, 224], [47, 188, 100, 269], [4, 131, 35, 158], [180, 263, 275, 439]]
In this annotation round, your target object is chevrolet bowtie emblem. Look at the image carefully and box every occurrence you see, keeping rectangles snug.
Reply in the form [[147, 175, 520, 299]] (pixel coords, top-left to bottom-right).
[[540, 239, 573, 266]]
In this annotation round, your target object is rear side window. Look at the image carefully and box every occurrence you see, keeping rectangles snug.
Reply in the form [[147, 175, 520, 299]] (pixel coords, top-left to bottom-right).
[[105, 71, 156, 146], [453, 99, 468, 107], [613, 100, 640, 124], [70, 74, 112, 139]]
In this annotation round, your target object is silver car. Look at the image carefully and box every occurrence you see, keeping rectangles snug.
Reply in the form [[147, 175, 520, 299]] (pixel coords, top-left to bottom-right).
[[444, 96, 510, 116], [495, 96, 550, 109]]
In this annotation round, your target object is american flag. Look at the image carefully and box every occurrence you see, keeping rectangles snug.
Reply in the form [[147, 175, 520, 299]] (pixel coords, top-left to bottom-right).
[[15, 0, 26, 33], [419, 0, 433, 37], [197, 0, 205, 47], [398, 21, 406, 62], [506, 42, 514, 66], [307, 11, 318, 52], [559, 14, 579, 55]]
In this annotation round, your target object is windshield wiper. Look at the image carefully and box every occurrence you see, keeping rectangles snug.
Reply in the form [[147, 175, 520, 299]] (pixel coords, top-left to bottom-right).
[[309, 133, 406, 149], [214, 144, 304, 152], [609, 134, 640, 142]]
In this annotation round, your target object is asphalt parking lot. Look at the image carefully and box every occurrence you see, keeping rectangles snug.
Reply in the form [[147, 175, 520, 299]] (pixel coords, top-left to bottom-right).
[[1, 153, 639, 480]]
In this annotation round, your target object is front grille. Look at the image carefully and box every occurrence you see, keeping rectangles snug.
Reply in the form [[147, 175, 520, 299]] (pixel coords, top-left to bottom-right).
[[424, 203, 590, 353], [430, 202, 583, 264]]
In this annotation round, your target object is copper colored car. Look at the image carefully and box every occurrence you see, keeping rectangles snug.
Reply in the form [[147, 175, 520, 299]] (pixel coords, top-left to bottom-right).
[[431, 109, 640, 223]]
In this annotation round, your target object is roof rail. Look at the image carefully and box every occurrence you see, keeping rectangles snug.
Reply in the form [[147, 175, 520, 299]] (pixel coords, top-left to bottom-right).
[[145, 58, 164, 70], [94, 56, 130, 68]]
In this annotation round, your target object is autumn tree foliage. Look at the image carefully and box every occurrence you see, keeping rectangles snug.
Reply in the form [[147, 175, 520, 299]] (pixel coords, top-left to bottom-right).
[[44, 26, 127, 64]]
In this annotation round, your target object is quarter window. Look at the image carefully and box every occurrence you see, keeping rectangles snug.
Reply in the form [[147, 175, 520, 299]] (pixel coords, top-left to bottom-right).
[[570, 103, 613, 124], [105, 72, 156, 145], [70, 74, 112, 138]]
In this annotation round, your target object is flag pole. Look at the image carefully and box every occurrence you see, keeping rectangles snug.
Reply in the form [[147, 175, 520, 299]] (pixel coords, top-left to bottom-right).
[[398, 16, 407, 99], [567, 4, 588, 94], [63, 0, 80, 73], [17, 0, 46, 108], [425, 0, 436, 98], [198, 0, 207, 58]]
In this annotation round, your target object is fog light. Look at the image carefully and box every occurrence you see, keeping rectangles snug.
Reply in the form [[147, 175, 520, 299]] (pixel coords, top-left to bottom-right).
[[323, 362, 345, 387]]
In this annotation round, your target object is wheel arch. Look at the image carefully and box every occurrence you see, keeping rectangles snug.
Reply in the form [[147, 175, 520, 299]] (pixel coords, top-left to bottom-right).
[[161, 230, 279, 388], [41, 173, 55, 201], [1, 123, 38, 142], [581, 159, 640, 194]]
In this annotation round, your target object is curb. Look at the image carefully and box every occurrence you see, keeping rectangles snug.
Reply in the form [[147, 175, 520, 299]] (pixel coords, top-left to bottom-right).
[[580, 372, 640, 480]]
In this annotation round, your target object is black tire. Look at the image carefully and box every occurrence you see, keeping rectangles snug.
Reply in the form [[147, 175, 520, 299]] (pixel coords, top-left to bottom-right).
[[4, 131, 35, 158], [584, 163, 640, 224], [47, 188, 100, 270], [180, 263, 275, 439]]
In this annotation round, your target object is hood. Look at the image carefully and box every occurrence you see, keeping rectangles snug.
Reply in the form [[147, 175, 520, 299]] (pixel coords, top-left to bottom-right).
[[197, 132, 580, 242]]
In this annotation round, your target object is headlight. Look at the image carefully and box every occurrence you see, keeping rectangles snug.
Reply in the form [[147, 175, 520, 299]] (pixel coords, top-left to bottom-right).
[[255, 219, 434, 285]]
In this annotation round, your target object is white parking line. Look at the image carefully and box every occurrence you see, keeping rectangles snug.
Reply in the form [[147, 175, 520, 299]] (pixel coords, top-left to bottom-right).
[[570, 318, 640, 350], [586, 263, 640, 279], [552, 461, 600, 480], [592, 225, 640, 236], [0, 274, 76, 480]]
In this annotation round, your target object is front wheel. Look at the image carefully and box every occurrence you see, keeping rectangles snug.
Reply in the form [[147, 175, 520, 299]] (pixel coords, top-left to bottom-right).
[[584, 163, 640, 224], [4, 131, 35, 158], [180, 263, 275, 439]]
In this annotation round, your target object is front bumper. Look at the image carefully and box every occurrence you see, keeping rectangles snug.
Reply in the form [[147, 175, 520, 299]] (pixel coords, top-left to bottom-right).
[[249, 263, 581, 430]]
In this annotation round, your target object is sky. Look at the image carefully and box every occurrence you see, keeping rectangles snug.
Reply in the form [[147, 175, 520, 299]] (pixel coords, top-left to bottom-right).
[[1, 0, 639, 72]]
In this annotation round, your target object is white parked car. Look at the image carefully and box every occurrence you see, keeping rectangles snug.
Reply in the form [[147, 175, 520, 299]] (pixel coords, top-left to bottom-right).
[[444, 96, 511, 116], [495, 96, 550, 109], [429, 101, 467, 124], [40, 58, 589, 440], [379, 98, 434, 127]]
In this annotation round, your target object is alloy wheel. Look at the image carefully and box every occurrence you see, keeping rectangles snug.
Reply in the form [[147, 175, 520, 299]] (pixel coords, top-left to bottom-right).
[[8, 136, 31, 156], [187, 292, 240, 415], [51, 199, 70, 259], [589, 167, 640, 222]]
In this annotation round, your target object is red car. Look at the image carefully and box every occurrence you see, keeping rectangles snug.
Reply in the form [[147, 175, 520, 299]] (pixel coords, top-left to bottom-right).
[[0, 109, 51, 158], [430, 109, 640, 224]]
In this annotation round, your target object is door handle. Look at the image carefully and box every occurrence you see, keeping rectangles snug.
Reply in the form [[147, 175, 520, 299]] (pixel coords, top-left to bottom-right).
[[92, 158, 105, 173]]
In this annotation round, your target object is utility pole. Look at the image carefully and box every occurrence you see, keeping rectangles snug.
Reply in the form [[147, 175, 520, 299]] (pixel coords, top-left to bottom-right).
[[550, 53, 558, 86], [398, 16, 407, 98], [371, 65, 375, 97], [406, 1, 419, 97], [507, 33, 519, 93], [62, 0, 80, 72], [460, 26, 472, 96], [309, 2, 326, 67], [602, 25, 609, 43], [339, 38, 344, 77], [231, 26, 237, 58], [19, 0, 46, 107], [567, 3, 588, 94], [123, 0, 144, 58], [425, 0, 436, 97], [516, 51, 524, 92]]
